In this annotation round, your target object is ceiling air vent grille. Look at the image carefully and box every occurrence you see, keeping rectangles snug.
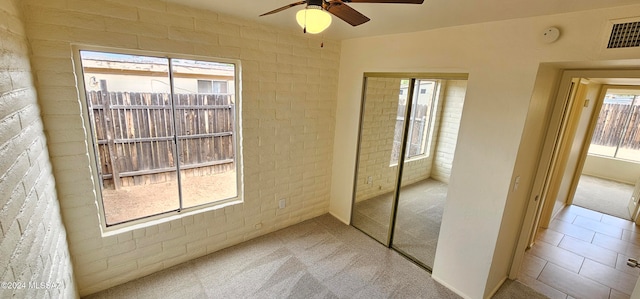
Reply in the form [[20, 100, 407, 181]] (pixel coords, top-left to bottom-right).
[[608, 21, 640, 49]]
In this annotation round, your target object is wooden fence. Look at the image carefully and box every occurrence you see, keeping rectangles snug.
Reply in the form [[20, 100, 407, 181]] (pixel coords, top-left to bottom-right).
[[591, 103, 640, 149], [87, 90, 235, 189]]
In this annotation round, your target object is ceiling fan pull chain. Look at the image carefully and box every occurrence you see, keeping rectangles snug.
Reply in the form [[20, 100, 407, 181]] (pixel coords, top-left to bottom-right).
[[303, 9, 307, 34]]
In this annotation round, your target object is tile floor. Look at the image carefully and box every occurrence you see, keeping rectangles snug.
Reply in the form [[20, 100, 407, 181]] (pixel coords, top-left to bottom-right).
[[518, 205, 640, 299]]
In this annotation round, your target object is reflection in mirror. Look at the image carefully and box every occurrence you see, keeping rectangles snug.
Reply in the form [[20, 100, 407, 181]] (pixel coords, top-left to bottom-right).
[[352, 74, 467, 271], [392, 79, 442, 269], [351, 77, 409, 245], [392, 79, 466, 269]]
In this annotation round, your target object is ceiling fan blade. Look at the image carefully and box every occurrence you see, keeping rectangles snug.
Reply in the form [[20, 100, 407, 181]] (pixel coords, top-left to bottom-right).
[[259, 1, 307, 17], [326, 2, 370, 26], [344, 0, 424, 3]]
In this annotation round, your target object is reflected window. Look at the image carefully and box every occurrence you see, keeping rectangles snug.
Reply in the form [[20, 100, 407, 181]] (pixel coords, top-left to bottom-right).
[[390, 80, 439, 164]]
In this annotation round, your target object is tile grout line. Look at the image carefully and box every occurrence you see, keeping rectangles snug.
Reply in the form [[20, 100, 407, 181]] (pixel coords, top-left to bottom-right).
[[525, 205, 640, 298], [536, 219, 618, 298]]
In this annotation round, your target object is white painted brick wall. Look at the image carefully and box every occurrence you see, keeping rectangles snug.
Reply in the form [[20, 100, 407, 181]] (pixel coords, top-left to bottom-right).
[[0, 0, 77, 297], [432, 80, 467, 183], [355, 77, 432, 202], [21, 0, 339, 295], [356, 78, 466, 201]]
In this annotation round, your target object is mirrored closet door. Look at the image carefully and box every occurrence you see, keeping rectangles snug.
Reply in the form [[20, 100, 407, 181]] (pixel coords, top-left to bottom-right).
[[351, 76, 410, 245], [351, 73, 467, 270]]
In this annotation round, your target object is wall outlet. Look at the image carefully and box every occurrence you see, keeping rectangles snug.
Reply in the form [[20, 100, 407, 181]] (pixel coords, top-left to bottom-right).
[[278, 199, 286, 209], [254, 223, 262, 230], [367, 176, 373, 184]]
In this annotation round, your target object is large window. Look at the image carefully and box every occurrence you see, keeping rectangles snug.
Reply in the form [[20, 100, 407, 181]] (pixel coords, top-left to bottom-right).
[[78, 50, 241, 226], [390, 79, 439, 164], [588, 87, 640, 162]]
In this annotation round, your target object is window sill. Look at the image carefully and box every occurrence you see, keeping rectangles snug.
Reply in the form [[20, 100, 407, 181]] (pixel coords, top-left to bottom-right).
[[389, 154, 430, 167], [587, 153, 640, 164]]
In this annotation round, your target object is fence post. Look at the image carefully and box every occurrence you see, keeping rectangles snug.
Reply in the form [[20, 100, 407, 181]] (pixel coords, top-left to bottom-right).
[[101, 80, 121, 190]]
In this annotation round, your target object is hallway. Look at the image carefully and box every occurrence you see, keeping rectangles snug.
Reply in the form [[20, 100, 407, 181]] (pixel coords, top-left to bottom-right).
[[519, 205, 640, 299]]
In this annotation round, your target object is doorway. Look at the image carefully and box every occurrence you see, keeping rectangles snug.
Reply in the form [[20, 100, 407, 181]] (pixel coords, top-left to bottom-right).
[[511, 70, 640, 296], [572, 85, 640, 220], [350, 73, 468, 270], [533, 78, 640, 234]]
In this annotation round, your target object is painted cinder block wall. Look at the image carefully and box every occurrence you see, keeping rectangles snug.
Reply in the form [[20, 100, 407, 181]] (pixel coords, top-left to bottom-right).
[[354, 78, 406, 201], [21, 0, 340, 295], [355, 77, 465, 202], [0, 0, 77, 297], [431, 80, 466, 183]]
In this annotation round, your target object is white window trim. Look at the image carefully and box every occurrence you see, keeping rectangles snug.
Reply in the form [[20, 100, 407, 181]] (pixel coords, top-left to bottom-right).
[[72, 45, 244, 235], [407, 79, 440, 160]]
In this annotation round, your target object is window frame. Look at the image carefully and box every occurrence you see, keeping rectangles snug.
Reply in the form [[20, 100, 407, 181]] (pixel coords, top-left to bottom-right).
[[390, 79, 441, 166], [197, 79, 229, 94], [405, 79, 440, 161], [587, 85, 640, 163], [72, 45, 244, 234]]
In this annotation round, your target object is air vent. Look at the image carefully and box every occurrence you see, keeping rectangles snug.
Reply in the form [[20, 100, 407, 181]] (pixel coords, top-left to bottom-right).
[[608, 21, 640, 48]]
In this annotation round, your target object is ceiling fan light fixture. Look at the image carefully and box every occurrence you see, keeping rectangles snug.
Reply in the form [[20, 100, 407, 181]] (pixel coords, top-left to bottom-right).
[[296, 5, 332, 34]]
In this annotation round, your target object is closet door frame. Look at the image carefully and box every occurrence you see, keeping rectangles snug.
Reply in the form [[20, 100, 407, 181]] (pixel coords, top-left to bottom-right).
[[350, 72, 468, 256]]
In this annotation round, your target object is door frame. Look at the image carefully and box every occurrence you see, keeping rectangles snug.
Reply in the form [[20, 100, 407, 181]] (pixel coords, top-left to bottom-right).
[[578, 84, 640, 220], [536, 78, 600, 229], [562, 83, 607, 208], [536, 77, 585, 229], [509, 69, 640, 279]]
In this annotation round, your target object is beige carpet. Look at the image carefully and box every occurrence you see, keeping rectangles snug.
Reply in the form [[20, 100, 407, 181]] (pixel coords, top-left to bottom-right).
[[352, 178, 447, 269], [572, 175, 634, 220], [85, 214, 461, 299], [84, 214, 544, 298]]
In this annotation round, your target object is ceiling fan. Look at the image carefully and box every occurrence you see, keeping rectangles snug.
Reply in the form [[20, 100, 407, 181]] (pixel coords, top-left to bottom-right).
[[260, 0, 424, 34]]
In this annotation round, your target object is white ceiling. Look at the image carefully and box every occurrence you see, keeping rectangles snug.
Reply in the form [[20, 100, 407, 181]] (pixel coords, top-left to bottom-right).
[[164, 0, 640, 40]]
